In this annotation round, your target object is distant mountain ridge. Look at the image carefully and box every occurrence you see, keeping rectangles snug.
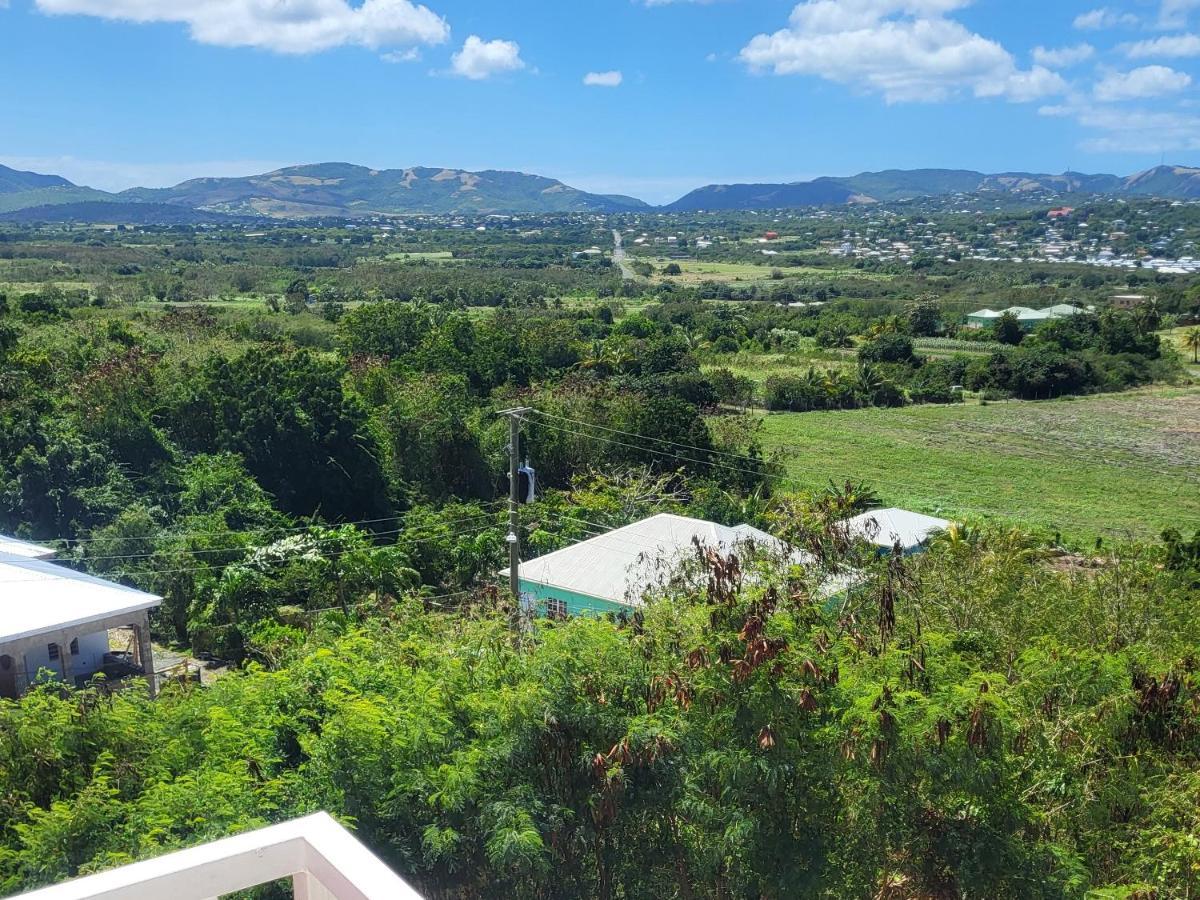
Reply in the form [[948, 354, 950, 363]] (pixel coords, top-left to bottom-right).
[[0, 165, 72, 194], [0, 162, 649, 220], [665, 165, 1200, 211], [1, 162, 1199, 222], [120, 163, 649, 217]]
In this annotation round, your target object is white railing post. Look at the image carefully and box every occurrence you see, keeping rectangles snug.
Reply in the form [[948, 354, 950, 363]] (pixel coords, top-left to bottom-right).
[[11, 813, 422, 900], [293, 872, 337, 900]]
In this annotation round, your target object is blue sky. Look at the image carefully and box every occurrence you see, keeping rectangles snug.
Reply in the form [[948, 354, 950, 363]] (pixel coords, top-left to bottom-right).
[[1, 0, 1198, 203]]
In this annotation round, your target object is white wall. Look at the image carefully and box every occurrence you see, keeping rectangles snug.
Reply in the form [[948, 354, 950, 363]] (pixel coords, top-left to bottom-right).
[[21, 630, 109, 686]]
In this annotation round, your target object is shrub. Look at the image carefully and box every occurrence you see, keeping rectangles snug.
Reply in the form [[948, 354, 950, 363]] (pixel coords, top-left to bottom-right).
[[859, 333, 917, 365]]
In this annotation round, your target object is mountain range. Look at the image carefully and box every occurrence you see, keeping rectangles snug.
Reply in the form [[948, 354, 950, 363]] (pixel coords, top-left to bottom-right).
[[664, 167, 1200, 211], [0, 162, 1198, 222]]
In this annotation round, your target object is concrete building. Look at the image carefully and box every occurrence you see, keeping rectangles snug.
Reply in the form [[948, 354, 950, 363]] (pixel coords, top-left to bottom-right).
[[1110, 293, 1150, 310], [502, 513, 816, 618], [965, 304, 1084, 330], [0, 542, 161, 699]]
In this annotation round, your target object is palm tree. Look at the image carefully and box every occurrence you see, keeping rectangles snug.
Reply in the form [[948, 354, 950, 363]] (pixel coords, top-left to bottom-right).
[[1184, 327, 1200, 364], [853, 363, 885, 407]]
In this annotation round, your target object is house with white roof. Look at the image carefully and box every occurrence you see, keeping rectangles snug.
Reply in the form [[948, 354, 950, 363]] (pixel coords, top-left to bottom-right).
[[843, 508, 951, 555], [0, 539, 161, 699], [501, 513, 818, 618], [0, 535, 57, 560], [965, 304, 1084, 330]]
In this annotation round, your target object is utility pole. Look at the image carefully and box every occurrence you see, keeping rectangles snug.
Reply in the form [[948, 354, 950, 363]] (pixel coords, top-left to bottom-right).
[[498, 408, 533, 613]]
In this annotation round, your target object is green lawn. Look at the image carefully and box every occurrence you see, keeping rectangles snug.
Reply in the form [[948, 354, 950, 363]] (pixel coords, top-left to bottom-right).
[[702, 347, 857, 383], [384, 251, 454, 261], [757, 385, 1200, 544], [639, 257, 892, 285]]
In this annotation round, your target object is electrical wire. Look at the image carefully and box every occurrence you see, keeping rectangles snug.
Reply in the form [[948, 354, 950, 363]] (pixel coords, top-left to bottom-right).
[[526, 418, 774, 484], [66, 510, 504, 564], [24, 501, 509, 548], [526, 408, 782, 468], [0, 521, 503, 586], [524, 409, 1176, 535]]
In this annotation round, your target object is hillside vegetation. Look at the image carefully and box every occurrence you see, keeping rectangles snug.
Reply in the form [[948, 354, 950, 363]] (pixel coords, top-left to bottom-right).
[[0, 217, 1197, 898]]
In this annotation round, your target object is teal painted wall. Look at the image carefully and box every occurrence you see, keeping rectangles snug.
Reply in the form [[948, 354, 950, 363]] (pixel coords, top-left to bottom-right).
[[519, 580, 631, 618]]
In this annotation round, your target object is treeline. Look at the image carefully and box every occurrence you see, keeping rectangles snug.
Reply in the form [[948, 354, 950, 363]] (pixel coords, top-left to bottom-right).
[[0, 287, 1183, 654]]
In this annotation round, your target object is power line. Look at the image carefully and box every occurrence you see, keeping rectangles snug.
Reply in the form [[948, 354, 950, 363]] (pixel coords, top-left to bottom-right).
[[529, 409, 1184, 535], [67, 511, 503, 564], [527, 418, 773, 484], [16, 502, 508, 548], [0, 521, 503, 586], [532, 403, 1195, 488], [527, 408, 781, 468]]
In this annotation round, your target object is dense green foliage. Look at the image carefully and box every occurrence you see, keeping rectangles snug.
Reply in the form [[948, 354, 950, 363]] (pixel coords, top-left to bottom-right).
[[1, 520, 1198, 898]]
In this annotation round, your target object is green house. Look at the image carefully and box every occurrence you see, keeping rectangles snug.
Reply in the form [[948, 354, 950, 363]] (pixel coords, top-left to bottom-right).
[[965, 304, 1085, 331], [501, 513, 798, 619]]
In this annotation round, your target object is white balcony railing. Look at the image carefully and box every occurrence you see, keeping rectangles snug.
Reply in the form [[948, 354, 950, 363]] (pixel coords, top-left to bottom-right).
[[11, 812, 423, 900]]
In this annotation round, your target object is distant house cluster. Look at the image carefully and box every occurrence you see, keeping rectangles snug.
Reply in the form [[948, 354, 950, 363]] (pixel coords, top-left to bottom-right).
[[965, 304, 1087, 330]]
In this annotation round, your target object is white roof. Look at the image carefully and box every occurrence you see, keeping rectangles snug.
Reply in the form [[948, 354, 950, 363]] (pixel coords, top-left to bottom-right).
[[503, 513, 808, 608], [0, 554, 161, 644], [0, 535, 56, 560], [967, 305, 1082, 322], [844, 508, 950, 551]]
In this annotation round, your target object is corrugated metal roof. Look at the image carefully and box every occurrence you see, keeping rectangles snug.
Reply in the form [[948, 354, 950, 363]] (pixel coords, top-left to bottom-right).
[[0, 535, 56, 560], [0, 554, 161, 644], [845, 508, 950, 551], [967, 304, 1083, 322], [503, 513, 810, 607]]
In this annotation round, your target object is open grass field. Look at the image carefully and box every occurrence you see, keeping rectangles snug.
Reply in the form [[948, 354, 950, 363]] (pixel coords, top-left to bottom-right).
[[0, 280, 93, 295], [757, 385, 1200, 544], [638, 257, 893, 286], [702, 347, 857, 383], [384, 251, 455, 261]]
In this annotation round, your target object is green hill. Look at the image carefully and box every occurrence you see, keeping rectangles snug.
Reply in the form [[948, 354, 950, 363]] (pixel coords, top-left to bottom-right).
[[0, 201, 238, 225], [0, 164, 75, 194], [0, 184, 117, 214], [121, 163, 650, 217]]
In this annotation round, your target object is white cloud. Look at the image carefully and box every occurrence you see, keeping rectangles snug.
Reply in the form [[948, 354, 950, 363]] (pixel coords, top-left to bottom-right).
[[33, 0, 449, 54], [450, 35, 525, 80], [1123, 32, 1200, 57], [382, 47, 422, 63], [1073, 7, 1139, 30], [1094, 64, 1192, 100], [583, 70, 623, 87], [1041, 101, 1200, 153], [739, 0, 1066, 104], [0, 155, 291, 192], [1159, 0, 1200, 28], [1032, 43, 1095, 67]]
